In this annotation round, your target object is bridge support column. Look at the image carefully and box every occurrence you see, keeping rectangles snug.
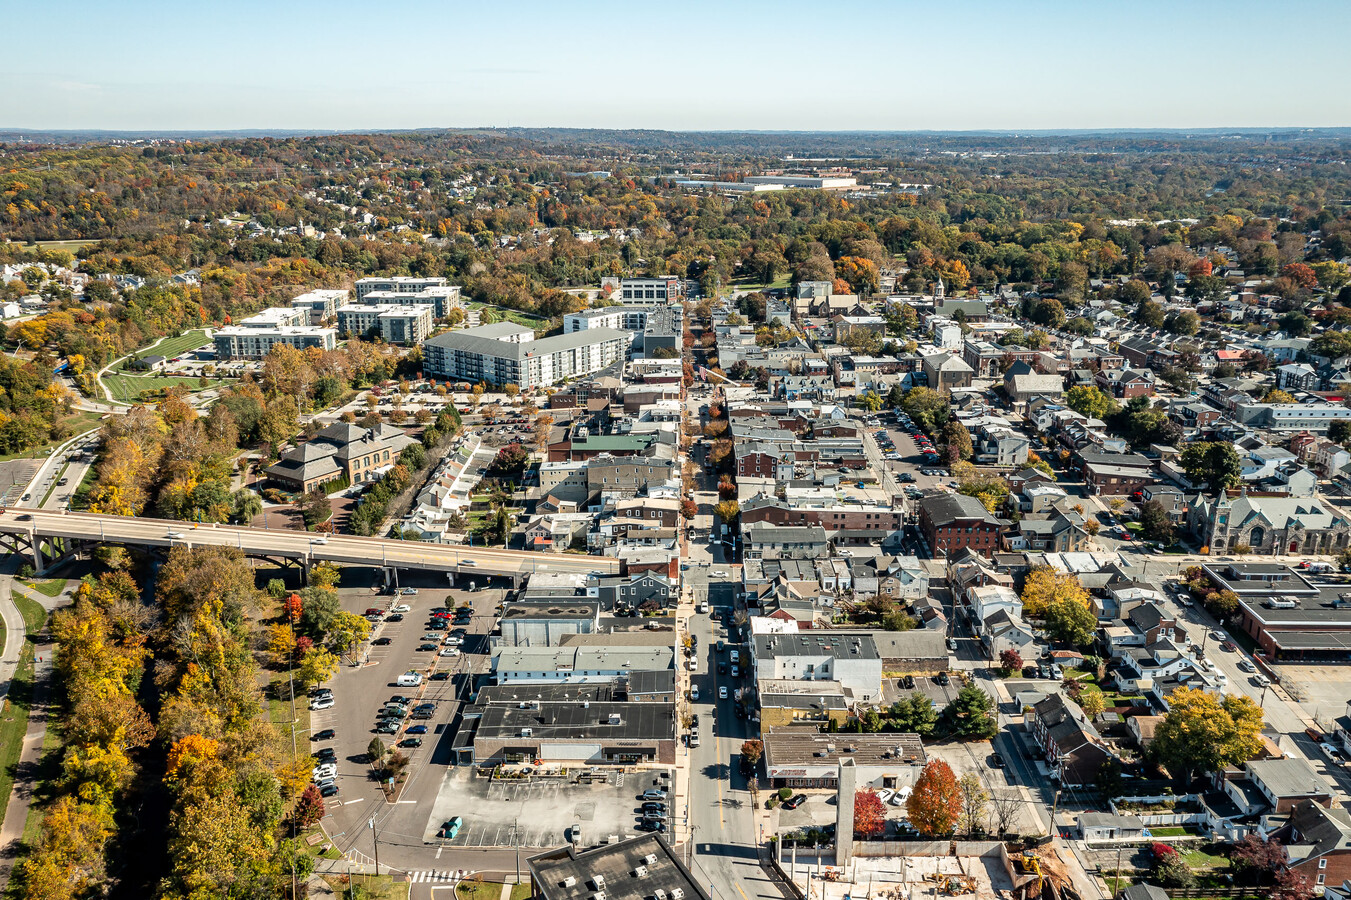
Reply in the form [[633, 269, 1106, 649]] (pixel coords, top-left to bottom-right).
[[300, 559, 311, 586]]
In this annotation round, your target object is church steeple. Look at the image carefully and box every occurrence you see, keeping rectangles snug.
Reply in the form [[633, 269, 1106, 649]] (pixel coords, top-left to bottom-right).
[[934, 276, 945, 304]]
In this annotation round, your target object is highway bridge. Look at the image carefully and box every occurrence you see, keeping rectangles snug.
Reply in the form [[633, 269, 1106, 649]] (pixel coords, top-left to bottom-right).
[[0, 508, 619, 583]]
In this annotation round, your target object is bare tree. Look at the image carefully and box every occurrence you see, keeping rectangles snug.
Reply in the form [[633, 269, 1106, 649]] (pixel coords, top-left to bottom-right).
[[989, 790, 1021, 835]]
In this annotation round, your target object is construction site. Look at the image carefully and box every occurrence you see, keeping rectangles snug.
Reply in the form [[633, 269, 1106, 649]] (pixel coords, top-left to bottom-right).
[[777, 841, 1090, 900]]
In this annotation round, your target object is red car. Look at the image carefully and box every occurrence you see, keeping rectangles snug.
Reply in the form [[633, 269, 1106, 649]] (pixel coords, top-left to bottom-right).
[[1219, 640, 1237, 652]]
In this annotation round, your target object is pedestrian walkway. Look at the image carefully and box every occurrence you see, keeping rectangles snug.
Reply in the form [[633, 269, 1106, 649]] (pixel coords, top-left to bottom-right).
[[408, 870, 463, 884], [0, 572, 26, 703], [0, 581, 60, 894]]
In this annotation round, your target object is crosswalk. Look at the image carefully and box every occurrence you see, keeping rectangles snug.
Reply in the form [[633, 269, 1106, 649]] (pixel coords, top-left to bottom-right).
[[407, 870, 468, 884]]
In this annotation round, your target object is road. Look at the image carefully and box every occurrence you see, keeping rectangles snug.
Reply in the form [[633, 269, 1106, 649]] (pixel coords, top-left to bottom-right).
[[0, 508, 619, 580], [686, 580, 792, 900]]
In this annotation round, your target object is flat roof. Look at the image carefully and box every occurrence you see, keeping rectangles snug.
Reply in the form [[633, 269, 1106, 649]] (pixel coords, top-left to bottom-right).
[[762, 729, 926, 769], [475, 701, 674, 743], [530, 835, 708, 900], [425, 325, 627, 360], [752, 632, 880, 660]]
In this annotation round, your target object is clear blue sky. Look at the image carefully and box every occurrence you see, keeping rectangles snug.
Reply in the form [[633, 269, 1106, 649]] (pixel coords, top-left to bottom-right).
[[4, 0, 1350, 131]]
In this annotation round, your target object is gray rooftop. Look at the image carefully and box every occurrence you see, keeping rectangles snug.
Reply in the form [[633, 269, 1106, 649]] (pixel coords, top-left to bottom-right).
[[425, 325, 628, 360], [530, 835, 708, 900]]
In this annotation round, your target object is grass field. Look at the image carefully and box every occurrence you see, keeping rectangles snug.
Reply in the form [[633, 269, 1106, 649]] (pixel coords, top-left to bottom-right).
[[325, 874, 409, 900], [0, 410, 104, 463], [104, 373, 228, 402], [117, 329, 211, 372], [3, 239, 94, 254], [467, 302, 547, 329]]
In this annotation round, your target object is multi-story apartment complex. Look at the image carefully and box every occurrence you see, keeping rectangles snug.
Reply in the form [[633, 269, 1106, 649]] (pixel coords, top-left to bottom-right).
[[618, 277, 681, 306], [290, 289, 348, 324], [336, 303, 433, 345], [213, 325, 337, 359], [358, 285, 462, 318], [422, 323, 626, 389], [354, 276, 454, 300]]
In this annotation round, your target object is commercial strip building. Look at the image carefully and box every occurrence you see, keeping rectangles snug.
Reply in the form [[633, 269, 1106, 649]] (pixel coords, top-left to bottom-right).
[[423, 323, 627, 389], [529, 834, 708, 900], [761, 729, 926, 789]]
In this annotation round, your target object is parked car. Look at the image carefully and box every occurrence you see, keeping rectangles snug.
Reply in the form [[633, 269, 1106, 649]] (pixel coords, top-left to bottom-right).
[[1320, 742, 1344, 763], [1237, 658, 1256, 672], [372, 637, 392, 646], [309, 696, 334, 711], [391, 604, 411, 613], [1220, 640, 1237, 652], [312, 729, 336, 742], [399, 737, 424, 748], [320, 783, 340, 798], [781, 794, 808, 810], [418, 643, 439, 651], [641, 789, 667, 801]]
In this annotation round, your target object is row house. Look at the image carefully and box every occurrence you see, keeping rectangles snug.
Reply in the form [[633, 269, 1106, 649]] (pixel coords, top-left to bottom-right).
[[1030, 693, 1116, 787]]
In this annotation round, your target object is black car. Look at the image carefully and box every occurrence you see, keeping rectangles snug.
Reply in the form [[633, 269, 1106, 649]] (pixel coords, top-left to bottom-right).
[[642, 802, 668, 815], [386, 613, 404, 623], [312, 729, 336, 742], [320, 783, 340, 798], [372, 637, 393, 646], [782, 794, 808, 810], [691, 714, 699, 727], [718, 662, 728, 674], [634, 820, 666, 833], [934, 672, 950, 686], [411, 710, 434, 720], [901, 675, 916, 689], [399, 737, 424, 748], [417, 643, 439, 651], [430, 671, 450, 681], [427, 621, 447, 630], [988, 752, 1004, 768], [389, 696, 412, 706]]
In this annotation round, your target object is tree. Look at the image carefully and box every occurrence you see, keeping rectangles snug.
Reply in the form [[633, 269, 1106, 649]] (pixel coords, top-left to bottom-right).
[[1153, 845, 1194, 888], [740, 740, 763, 773], [1065, 385, 1118, 420], [300, 489, 330, 529], [988, 790, 1020, 835], [1181, 442, 1242, 495], [1139, 499, 1175, 544], [942, 419, 972, 465], [998, 649, 1023, 676], [1329, 419, 1351, 446], [1079, 690, 1106, 718], [942, 685, 998, 741], [294, 784, 325, 827], [1096, 757, 1125, 802], [858, 391, 884, 413], [713, 500, 740, 526], [1045, 596, 1097, 646], [1020, 565, 1090, 619], [853, 789, 887, 838], [1136, 300, 1166, 328], [296, 647, 338, 690], [1152, 687, 1264, 779], [906, 760, 961, 836], [1165, 310, 1200, 336], [1272, 867, 1316, 900], [900, 387, 951, 436], [1232, 834, 1287, 885], [266, 623, 296, 667], [889, 692, 939, 737], [1280, 262, 1318, 291], [533, 413, 554, 451], [958, 773, 988, 836]]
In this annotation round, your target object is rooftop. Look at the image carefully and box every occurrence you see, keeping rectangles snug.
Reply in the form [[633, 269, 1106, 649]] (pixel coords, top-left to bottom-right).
[[529, 835, 708, 900], [761, 728, 926, 768]]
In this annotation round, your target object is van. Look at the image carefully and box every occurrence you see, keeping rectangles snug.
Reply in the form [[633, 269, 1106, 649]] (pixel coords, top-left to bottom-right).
[[397, 672, 424, 687]]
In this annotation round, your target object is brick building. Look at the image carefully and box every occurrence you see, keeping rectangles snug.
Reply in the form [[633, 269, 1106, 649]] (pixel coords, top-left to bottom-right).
[[918, 493, 1003, 558]]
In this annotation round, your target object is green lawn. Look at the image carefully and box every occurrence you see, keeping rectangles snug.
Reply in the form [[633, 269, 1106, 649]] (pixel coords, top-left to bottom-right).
[[3, 239, 94, 254], [327, 874, 409, 900], [0, 596, 49, 835], [466, 302, 547, 329], [457, 881, 528, 900], [1182, 847, 1231, 868], [104, 373, 230, 403], [116, 329, 211, 371], [20, 580, 65, 599]]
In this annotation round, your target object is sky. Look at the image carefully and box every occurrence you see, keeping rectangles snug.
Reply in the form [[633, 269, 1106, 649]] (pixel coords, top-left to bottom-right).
[[4, 0, 1351, 132]]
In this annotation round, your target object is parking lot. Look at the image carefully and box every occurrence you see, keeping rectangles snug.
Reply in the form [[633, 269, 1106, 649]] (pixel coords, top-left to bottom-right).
[[315, 573, 508, 845], [424, 768, 673, 848]]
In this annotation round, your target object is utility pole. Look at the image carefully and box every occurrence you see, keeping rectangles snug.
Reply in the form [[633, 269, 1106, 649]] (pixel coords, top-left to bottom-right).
[[513, 817, 522, 886], [1046, 789, 1061, 838], [369, 817, 381, 876]]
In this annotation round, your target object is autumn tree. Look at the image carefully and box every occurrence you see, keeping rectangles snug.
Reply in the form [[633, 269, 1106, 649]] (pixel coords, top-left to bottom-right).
[[853, 790, 887, 838], [906, 760, 961, 836], [1045, 596, 1097, 646], [1065, 385, 1118, 420], [1152, 687, 1264, 779], [1020, 565, 1090, 619], [713, 500, 740, 526], [998, 649, 1023, 676]]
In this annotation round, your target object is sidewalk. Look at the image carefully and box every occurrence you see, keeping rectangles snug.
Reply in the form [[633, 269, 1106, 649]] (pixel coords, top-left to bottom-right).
[[0, 574, 26, 703]]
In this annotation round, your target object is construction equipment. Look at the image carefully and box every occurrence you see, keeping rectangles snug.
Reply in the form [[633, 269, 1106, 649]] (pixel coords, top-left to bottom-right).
[[1020, 851, 1043, 899]]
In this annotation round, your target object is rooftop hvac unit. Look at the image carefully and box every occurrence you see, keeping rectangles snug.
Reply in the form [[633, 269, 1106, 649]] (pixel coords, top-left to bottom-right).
[[634, 866, 648, 879], [671, 890, 685, 900], [520, 728, 533, 737], [654, 891, 668, 900], [594, 893, 606, 900], [564, 878, 577, 888], [644, 854, 658, 865], [608, 713, 622, 725], [593, 876, 607, 889]]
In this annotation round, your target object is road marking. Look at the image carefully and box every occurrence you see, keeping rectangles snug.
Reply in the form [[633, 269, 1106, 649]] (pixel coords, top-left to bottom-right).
[[735, 883, 749, 900], [397, 799, 417, 804]]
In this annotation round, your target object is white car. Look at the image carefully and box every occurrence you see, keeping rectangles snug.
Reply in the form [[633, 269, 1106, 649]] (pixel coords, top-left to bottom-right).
[[1320, 742, 1344, 763], [1252, 673, 1271, 688], [440, 647, 461, 657], [391, 604, 411, 613], [876, 788, 894, 805], [166, 530, 184, 540], [712, 571, 728, 578], [1209, 629, 1225, 642], [310, 536, 328, 545], [718, 686, 728, 700], [309, 696, 334, 711], [690, 686, 699, 701], [401, 588, 418, 595], [313, 763, 337, 780], [892, 786, 912, 807], [1237, 658, 1256, 672]]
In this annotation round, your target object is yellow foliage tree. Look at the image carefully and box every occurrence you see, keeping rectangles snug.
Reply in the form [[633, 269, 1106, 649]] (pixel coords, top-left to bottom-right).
[[1020, 565, 1090, 619]]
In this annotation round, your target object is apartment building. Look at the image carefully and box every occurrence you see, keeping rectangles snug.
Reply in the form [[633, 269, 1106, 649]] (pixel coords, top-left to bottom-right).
[[213, 325, 337, 359], [336, 303, 433, 345], [423, 324, 626, 389]]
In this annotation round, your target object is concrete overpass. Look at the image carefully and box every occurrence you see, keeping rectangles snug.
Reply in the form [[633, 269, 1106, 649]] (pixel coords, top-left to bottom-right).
[[0, 508, 619, 584]]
